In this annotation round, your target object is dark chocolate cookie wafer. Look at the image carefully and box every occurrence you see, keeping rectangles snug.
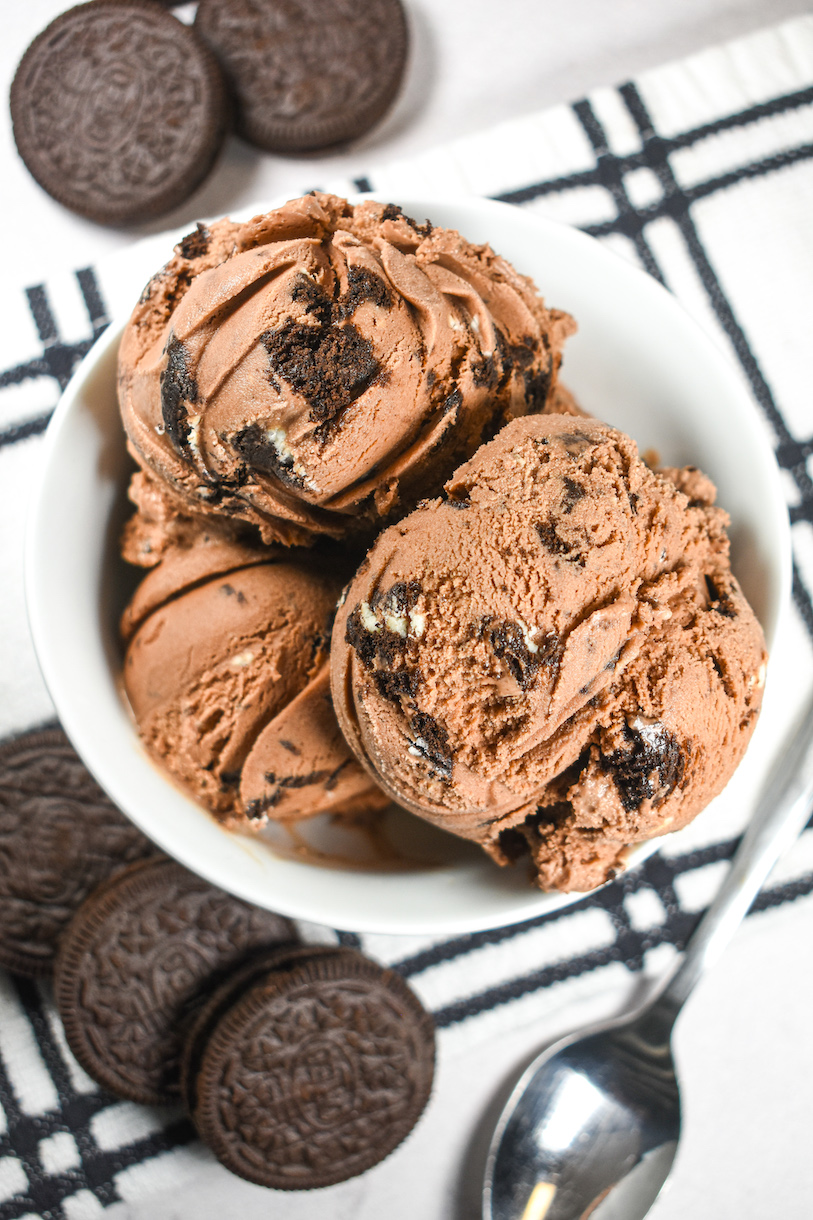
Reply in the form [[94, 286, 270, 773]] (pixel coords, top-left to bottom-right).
[[180, 943, 358, 1114], [0, 728, 155, 977], [186, 945, 435, 1188], [10, 1, 228, 225], [54, 857, 296, 1104], [195, 0, 408, 152]]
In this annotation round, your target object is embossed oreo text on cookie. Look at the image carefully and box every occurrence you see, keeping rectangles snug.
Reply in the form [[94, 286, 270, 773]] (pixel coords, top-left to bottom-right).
[[54, 858, 296, 1104], [195, 0, 408, 152], [190, 948, 435, 1188], [0, 728, 155, 977], [11, 1, 228, 224]]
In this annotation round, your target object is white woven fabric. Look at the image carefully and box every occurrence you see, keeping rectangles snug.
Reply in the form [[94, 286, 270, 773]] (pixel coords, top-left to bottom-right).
[[1, 13, 813, 1220]]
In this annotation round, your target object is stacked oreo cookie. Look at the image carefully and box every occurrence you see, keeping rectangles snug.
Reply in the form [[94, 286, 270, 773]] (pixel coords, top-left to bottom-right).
[[10, 0, 409, 225], [0, 730, 435, 1189], [0, 729, 157, 976]]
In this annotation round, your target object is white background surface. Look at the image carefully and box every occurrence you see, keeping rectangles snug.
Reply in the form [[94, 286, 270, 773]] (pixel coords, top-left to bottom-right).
[[2, 0, 812, 287], [4, 2, 813, 1218]]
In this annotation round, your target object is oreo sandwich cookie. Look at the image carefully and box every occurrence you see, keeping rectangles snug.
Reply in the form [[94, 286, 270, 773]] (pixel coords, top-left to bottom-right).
[[182, 943, 435, 1188], [180, 942, 359, 1111], [195, 0, 408, 152], [10, 1, 228, 225], [0, 728, 155, 977], [54, 857, 296, 1104]]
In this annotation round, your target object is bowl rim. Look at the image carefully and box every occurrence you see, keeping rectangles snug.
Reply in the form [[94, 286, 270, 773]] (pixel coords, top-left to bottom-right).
[[25, 194, 792, 935]]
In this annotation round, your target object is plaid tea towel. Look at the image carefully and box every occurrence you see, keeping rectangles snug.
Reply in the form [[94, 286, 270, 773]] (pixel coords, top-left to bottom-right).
[[1, 14, 813, 1220]]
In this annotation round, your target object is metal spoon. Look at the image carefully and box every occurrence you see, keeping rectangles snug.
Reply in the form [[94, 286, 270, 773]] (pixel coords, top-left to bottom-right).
[[483, 695, 813, 1220]]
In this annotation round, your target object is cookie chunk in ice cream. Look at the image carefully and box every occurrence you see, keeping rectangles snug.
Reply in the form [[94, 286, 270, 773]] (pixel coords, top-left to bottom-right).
[[331, 415, 767, 891], [118, 192, 574, 547], [121, 531, 386, 828]]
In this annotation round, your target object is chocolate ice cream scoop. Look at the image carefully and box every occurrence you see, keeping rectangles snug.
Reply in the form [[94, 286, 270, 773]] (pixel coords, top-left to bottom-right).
[[122, 533, 386, 828], [118, 193, 574, 547], [331, 415, 767, 891]]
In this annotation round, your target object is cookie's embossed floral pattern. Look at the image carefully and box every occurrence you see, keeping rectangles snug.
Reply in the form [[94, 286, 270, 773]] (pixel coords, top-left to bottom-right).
[[57, 860, 293, 1102], [0, 729, 154, 975], [196, 0, 407, 150], [12, 5, 225, 222], [201, 958, 435, 1186]]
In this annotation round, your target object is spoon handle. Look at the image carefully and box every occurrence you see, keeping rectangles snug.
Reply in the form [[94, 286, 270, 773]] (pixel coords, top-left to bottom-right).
[[656, 691, 813, 1018]]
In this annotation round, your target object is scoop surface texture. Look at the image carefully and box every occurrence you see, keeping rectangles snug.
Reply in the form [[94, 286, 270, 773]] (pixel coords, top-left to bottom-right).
[[331, 414, 767, 890], [122, 532, 384, 828], [118, 192, 574, 546]]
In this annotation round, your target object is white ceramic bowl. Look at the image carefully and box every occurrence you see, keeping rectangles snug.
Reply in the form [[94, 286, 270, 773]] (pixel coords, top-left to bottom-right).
[[26, 196, 791, 935]]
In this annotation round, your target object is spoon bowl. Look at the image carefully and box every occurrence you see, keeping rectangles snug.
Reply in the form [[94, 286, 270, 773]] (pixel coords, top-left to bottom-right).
[[483, 693, 813, 1220], [485, 1007, 680, 1220]]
